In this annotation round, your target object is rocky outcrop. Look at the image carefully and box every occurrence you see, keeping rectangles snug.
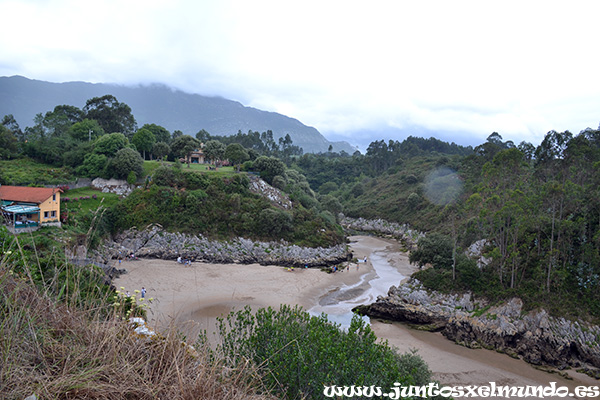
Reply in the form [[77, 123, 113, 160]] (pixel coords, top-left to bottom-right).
[[91, 177, 137, 196], [247, 175, 292, 209], [339, 216, 424, 250], [94, 224, 350, 268], [359, 279, 600, 372]]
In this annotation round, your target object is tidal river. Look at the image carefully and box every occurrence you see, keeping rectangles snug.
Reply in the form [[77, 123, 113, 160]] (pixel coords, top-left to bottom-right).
[[336, 236, 599, 400], [308, 244, 406, 328], [115, 235, 598, 399]]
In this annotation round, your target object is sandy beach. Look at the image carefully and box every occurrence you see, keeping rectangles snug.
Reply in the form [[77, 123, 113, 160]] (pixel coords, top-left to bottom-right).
[[114, 235, 598, 397]]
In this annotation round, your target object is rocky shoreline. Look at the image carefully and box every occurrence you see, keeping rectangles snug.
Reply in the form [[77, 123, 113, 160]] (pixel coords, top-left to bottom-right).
[[339, 215, 423, 250], [93, 224, 351, 268], [357, 279, 600, 377]]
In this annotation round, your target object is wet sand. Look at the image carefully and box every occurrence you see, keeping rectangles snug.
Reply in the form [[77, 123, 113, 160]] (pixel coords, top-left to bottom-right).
[[114, 235, 598, 397]]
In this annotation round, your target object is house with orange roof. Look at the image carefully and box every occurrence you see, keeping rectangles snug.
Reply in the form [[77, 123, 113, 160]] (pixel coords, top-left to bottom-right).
[[0, 185, 62, 231]]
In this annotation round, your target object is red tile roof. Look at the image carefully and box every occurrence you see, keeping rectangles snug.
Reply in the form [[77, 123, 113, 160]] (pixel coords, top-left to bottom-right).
[[0, 185, 61, 204]]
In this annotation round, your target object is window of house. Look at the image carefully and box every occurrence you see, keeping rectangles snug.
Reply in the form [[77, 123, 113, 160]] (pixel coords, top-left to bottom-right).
[[51, 211, 56, 217], [53, 194, 56, 201], [44, 211, 49, 218]]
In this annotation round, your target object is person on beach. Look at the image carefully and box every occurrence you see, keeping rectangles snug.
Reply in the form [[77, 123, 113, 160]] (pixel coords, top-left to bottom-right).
[[141, 287, 146, 298], [177, 256, 182, 264]]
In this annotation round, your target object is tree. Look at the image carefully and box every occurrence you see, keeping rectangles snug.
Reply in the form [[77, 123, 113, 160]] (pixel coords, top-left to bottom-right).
[[152, 141, 170, 160], [2, 114, 24, 142], [203, 140, 226, 164], [321, 194, 343, 215], [68, 119, 105, 142], [258, 208, 293, 236], [253, 156, 286, 185], [195, 129, 211, 142], [0, 124, 18, 159], [42, 105, 84, 137], [224, 143, 249, 170], [409, 232, 453, 270], [535, 130, 573, 164], [140, 123, 171, 144], [170, 135, 201, 167], [171, 130, 183, 141], [109, 147, 144, 180], [93, 132, 129, 157], [83, 95, 136, 136], [131, 128, 156, 159], [79, 153, 108, 178]]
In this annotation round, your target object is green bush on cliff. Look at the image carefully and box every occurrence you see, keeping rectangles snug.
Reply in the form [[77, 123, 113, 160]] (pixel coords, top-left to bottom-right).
[[110, 166, 344, 247], [212, 305, 433, 400]]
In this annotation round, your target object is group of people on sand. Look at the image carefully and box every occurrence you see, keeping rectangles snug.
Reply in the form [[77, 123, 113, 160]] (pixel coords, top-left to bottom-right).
[[176, 256, 193, 266], [117, 252, 138, 264], [330, 256, 367, 273], [285, 265, 310, 272]]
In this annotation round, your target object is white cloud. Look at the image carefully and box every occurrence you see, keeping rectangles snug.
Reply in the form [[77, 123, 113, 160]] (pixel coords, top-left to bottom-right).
[[1, 0, 600, 147]]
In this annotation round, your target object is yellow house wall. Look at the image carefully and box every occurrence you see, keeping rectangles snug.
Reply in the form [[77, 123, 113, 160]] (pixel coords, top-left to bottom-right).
[[39, 191, 60, 223]]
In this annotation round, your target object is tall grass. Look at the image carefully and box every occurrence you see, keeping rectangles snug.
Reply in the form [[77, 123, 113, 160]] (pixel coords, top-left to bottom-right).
[[0, 230, 277, 400]]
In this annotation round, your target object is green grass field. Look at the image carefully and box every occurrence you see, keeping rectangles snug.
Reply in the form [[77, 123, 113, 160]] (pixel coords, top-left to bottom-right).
[[61, 187, 120, 214], [0, 158, 76, 185], [143, 160, 237, 177]]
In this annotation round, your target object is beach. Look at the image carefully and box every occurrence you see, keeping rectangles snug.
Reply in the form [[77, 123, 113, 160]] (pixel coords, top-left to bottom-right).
[[114, 235, 597, 397]]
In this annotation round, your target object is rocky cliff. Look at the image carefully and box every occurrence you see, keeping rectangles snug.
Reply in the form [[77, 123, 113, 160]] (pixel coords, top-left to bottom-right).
[[94, 224, 350, 268], [358, 279, 600, 375], [339, 216, 424, 250]]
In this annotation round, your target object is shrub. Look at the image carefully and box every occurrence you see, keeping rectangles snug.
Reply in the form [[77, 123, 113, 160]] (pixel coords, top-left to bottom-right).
[[407, 192, 420, 208], [271, 175, 286, 190], [409, 232, 453, 269], [127, 170, 137, 185], [405, 174, 418, 184], [212, 305, 433, 400]]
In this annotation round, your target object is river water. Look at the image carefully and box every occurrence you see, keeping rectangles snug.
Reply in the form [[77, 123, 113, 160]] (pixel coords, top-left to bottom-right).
[[311, 236, 599, 399], [308, 248, 406, 328]]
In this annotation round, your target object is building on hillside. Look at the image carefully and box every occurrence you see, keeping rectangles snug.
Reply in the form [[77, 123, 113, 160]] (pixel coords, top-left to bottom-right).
[[0, 185, 62, 232], [183, 148, 205, 164]]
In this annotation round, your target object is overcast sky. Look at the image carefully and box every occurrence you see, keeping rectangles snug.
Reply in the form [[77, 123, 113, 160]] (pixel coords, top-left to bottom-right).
[[1, 0, 599, 149]]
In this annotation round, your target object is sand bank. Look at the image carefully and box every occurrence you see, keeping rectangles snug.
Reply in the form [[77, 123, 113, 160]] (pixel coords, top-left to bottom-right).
[[114, 235, 597, 397]]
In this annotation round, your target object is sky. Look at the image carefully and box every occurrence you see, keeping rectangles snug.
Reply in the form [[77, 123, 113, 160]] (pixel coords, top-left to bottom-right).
[[1, 0, 600, 150]]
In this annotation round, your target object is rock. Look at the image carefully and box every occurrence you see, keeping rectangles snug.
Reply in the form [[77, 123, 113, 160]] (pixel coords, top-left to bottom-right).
[[465, 239, 492, 268], [248, 175, 292, 209], [91, 177, 137, 196], [98, 224, 349, 269], [360, 279, 600, 370], [339, 215, 424, 249]]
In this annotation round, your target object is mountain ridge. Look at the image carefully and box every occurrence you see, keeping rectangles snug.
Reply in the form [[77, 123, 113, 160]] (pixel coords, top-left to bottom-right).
[[0, 75, 356, 154]]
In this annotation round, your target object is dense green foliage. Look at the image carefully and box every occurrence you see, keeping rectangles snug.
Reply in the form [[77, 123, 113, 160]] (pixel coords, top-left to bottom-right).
[[109, 164, 344, 246], [211, 305, 434, 400], [371, 131, 600, 320], [0, 158, 76, 185]]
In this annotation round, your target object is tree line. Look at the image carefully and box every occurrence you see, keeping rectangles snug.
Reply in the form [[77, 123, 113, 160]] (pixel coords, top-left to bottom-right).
[[0, 94, 305, 182]]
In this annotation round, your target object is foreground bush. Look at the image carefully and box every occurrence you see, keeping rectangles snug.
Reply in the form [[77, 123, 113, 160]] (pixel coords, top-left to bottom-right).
[[212, 305, 433, 400]]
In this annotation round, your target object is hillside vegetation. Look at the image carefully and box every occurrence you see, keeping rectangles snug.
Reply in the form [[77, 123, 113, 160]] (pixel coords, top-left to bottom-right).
[[294, 131, 600, 322]]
